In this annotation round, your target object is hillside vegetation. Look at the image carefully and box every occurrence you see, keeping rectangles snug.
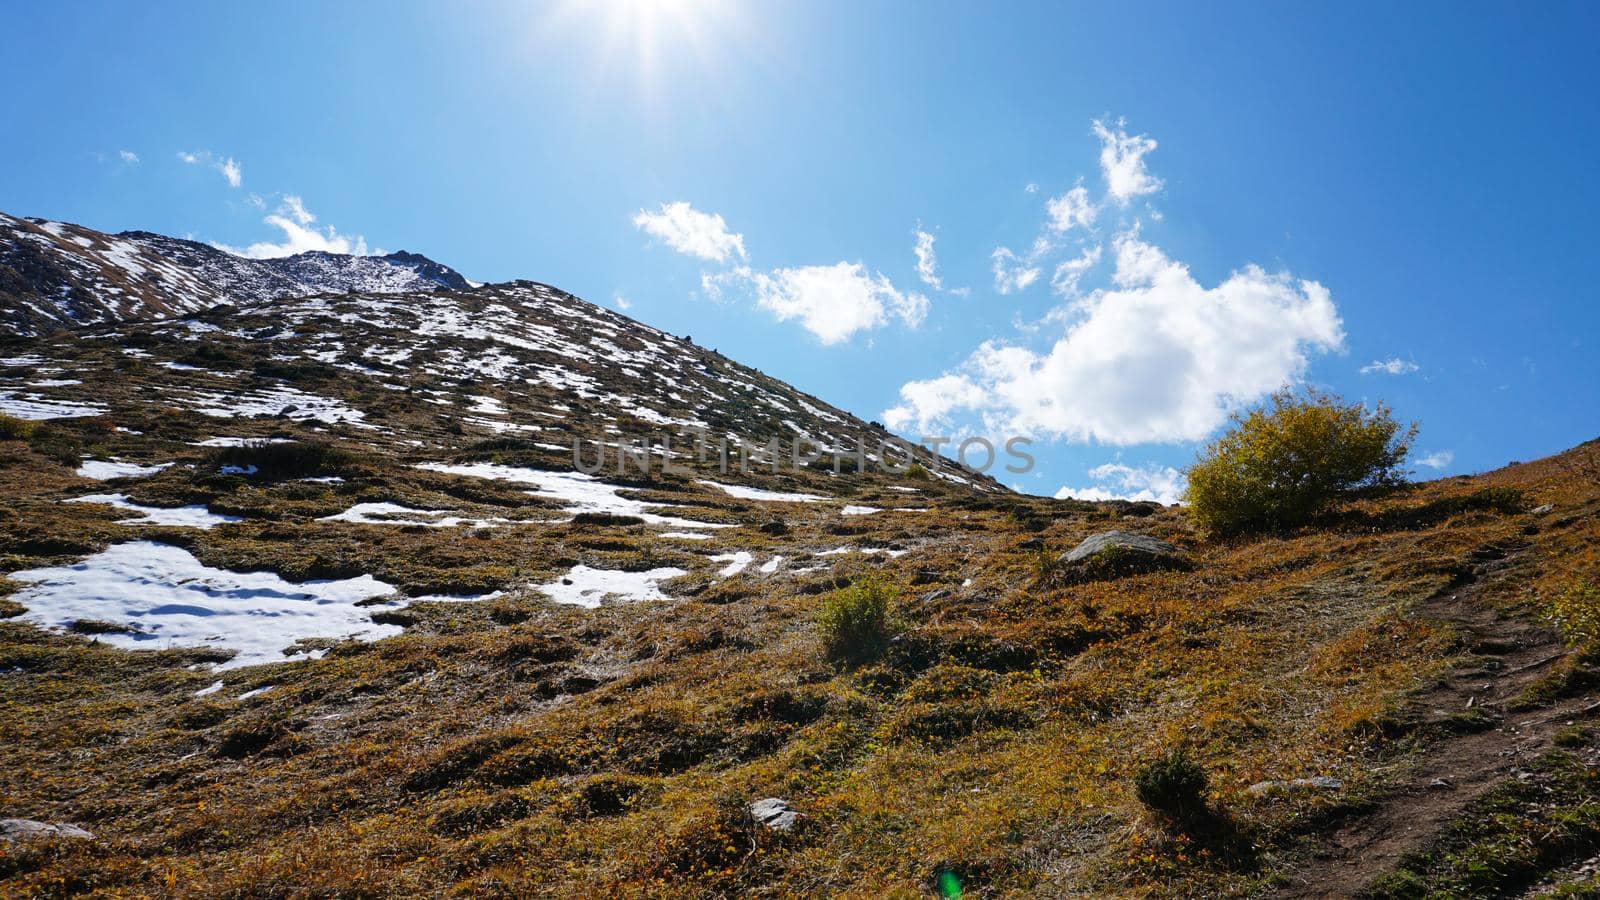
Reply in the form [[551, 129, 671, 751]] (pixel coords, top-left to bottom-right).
[[2, 386, 1597, 895], [3, 215, 1599, 895]]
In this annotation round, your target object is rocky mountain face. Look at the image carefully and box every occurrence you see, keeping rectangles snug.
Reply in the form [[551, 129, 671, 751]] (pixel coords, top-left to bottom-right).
[[0, 212, 471, 336]]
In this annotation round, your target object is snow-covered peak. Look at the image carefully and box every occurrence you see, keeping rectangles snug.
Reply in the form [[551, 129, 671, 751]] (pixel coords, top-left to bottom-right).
[[0, 211, 471, 336]]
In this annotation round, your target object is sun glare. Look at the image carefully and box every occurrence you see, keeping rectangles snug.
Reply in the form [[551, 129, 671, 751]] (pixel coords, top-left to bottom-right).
[[544, 0, 745, 91]]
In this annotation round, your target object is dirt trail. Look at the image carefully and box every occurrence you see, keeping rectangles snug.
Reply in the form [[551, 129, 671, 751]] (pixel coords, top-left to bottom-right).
[[1273, 540, 1600, 897]]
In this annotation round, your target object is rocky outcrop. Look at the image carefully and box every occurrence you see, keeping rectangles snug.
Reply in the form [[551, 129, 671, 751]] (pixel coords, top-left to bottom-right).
[[0, 818, 95, 842], [1057, 530, 1192, 582], [748, 798, 799, 831]]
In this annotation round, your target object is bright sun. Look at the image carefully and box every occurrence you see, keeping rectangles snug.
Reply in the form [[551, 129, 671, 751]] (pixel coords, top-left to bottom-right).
[[544, 0, 745, 89]]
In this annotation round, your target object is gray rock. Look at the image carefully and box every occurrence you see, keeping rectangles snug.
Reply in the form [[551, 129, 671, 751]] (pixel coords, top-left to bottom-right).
[[1247, 776, 1343, 796], [748, 797, 798, 831], [0, 818, 94, 842], [1057, 531, 1190, 580], [1532, 504, 1555, 515]]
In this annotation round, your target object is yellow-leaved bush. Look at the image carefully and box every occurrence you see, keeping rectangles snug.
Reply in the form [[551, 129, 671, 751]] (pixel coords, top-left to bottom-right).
[[1185, 388, 1416, 538]]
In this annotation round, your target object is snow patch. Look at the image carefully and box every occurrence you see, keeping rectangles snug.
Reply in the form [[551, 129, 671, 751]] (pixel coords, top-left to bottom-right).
[[417, 462, 732, 530], [535, 564, 687, 608], [318, 502, 515, 529], [698, 480, 826, 503], [711, 552, 754, 577], [76, 459, 173, 480], [0, 392, 108, 420], [7, 541, 401, 669], [64, 493, 240, 529]]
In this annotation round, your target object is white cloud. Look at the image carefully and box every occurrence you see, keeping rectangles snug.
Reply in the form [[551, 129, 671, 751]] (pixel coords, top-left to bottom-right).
[[1050, 244, 1102, 297], [1046, 183, 1097, 233], [613, 292, 633, 310], [176, 150, 242, 188], [991, 246, 1041, 294], [886, 231, 1344, 444], [883, 375, 991, 432], [913, 227, 942, 290], [1092, 118, 1162, 204], [217, 195, 370, 259], [1024, 182, 1040, 194], [1415, 450, 1454, 470], [246, 192, 266, 210], [1054, 462, 1186, 504], [118, 150, 139, 164], [1360, 357, 1419, 375], [706, 262, 927, 345], [633, 201, 746, 263]]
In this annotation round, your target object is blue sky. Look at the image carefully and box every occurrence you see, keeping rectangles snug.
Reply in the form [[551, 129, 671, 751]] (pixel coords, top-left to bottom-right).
[[4, 0, 1597, 499]]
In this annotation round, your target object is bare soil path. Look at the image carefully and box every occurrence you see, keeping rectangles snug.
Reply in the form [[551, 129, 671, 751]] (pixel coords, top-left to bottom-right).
[[1273, 540, 1600, 897]]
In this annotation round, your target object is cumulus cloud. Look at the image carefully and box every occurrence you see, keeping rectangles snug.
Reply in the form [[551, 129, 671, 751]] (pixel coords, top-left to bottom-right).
[[633, 201, 746, 263], [705, 262, 927, 345], [1092, 118, 1162, 203], [1415, 450, 1454, 470], [217, 195, 370, 259], [1046, 183, 1097, 233], [913, 228, 942, 290], [885, 231, 1344, 444], [1054, 462, 1186, 504], [1361, 357, 1419, 375], [177, 150, 243, 188]]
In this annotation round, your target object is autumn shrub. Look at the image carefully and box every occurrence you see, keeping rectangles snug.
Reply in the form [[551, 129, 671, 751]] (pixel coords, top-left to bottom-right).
[[1134, 748, 1210, 825], [0, 414, 36, 441], [1185, 388, 1416, 537], [818, 576, 898, 663]]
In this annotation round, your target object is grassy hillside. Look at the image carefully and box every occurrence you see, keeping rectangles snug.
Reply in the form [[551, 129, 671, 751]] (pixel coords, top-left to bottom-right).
[[4, 392, 1598, 894]]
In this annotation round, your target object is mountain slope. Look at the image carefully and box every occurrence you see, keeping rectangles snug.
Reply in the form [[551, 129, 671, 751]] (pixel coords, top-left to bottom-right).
[[2, 214, 1598, 897], [0, 212, 471, 336]]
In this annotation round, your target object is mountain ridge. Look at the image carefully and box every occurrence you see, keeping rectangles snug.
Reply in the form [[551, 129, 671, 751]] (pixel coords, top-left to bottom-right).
[[0, 210, 1003, 493], [0, 211, 471, 336]]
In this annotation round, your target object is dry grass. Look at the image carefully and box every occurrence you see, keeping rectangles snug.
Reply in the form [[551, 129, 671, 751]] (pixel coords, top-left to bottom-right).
[[2, 386, 1598, 893]]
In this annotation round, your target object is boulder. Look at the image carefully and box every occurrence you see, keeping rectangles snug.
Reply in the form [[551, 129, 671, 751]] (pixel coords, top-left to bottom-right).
[[0, 818, 94, 842], [1057, 531, 1191, 582], [748, 797, 799, 831]]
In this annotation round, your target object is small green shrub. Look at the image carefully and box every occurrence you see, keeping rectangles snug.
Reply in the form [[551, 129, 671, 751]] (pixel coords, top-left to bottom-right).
[[203, 439, 355, 479], [904, 462, 931, 481], [0, 414, 36, 441], [1134, 748, 1209, 824], [818, 577, 898, 663], [1185, 388, 1416, 537]]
